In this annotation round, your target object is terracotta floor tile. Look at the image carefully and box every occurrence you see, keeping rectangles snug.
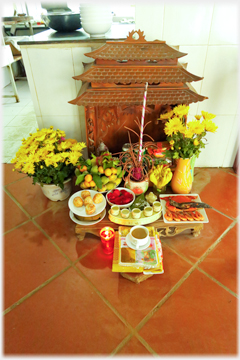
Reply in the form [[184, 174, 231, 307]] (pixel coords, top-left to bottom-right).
[[4, 221, 70, 310], [162, 209, 233, 263], [3, 164, 27, 186], [35, 205, 100, 261], [199, 223, 238, 294], [3, 191, 29, 232], [116, 335, 153, 355], [6, 177, 57, 217], [192, 168, 238, 218], [139, 269, 237, 355], [4, 268, 130, 355], [76, 242, 192, 327]]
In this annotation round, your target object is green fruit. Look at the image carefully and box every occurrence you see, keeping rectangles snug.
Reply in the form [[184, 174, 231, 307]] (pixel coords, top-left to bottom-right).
[[92, 185, 98, 191], [97, 185, 107, 192], [90, 165, 99, 174], [75, 168, 81, 177], [116, 167, 122, 176], [106, 182, 117, 191], [90, 158, 97, 166], [101, 176, 110, 185]]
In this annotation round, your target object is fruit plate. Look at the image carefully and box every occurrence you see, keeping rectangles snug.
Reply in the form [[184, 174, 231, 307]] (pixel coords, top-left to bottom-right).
[[106, 187, 135, 208], [108, 209, 161, 226], [69, 209, 106, 226], [68, 190, 106, 217], [160, 194, 209, 224]]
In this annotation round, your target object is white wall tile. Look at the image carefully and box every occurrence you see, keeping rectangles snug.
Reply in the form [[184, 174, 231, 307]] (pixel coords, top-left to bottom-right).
[[209, 3, 239, 45], [20, 48, 41, 117], [72, 46, 93, 94], [39, 115, 85, 143], [163, 4, 214, 45], [195, 115, 236, 167], [25, 47, 82, 117], [200, 46, 238, 115], [222, 114, 239, 167], [135, 5, 164, 41]]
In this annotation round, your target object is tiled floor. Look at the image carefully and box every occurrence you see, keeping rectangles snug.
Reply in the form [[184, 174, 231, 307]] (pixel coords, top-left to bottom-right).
[[2, 164, 238, 355], [2, 80, 239, 355], [2, 80, 38, 164]]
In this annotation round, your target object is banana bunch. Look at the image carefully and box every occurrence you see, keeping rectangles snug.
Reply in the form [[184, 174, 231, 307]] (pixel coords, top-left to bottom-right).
[[149, 164, 172, 189]]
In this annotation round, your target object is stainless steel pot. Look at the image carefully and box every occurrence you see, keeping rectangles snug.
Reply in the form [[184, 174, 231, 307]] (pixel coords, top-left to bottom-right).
[[41, 12, 81, 32]]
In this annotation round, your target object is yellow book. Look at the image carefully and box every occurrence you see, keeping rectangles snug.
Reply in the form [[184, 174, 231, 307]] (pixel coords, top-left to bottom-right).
[[112, 226, 164, 274]]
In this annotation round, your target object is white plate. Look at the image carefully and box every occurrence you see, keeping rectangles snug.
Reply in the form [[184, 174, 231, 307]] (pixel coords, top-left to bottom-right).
[[68, 190, 106, 217], [126, 233, 151, 251], [69, 209, 106, 226], [160, 194, 209, 224]]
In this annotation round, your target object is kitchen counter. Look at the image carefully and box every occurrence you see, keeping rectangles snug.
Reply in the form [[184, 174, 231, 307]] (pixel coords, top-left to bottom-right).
[[17, 23, 135, 45], [18, 23, 135, 146]]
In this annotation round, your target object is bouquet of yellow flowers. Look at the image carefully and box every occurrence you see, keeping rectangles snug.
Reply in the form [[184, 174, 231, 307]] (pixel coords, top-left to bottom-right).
[[161, 104, 218, 160], [11, 127, 86, 189]]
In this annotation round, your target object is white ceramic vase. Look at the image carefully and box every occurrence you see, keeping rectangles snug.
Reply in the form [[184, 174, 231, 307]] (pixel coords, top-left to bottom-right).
[[38, 178, 72, 201]]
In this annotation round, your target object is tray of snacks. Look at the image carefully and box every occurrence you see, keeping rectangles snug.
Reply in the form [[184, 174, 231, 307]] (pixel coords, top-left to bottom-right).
[[108, 201, 162, 226], [160, 194, 210, 224], [68, 190, 106, 225]]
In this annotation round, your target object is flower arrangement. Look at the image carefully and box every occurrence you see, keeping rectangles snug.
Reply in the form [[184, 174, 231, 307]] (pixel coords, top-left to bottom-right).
[[160, 105, 218, 160], [11, 127, 86, 189]]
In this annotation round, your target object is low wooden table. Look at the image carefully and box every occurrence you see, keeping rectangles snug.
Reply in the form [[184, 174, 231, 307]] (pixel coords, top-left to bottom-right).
[[74, 206, 203, 284], [75, 210, 203, 241]]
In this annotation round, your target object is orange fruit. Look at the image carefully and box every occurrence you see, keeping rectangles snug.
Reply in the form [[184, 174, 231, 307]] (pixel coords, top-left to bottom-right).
[[84, 181, 91, 188], [98, 166, 104, 174], [78, 165, 87, 172], [90, 180, 96, 187], [104, 168, 112, 177], [85, 174, 92, 183]]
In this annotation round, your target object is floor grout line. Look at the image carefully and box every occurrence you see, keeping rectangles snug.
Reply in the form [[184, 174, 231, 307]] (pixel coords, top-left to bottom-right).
[[110, 334, 134, 356], [134, 333, 159, 356], [72, 264, 134, 333], [196, 267, 238, 298], [3, 265, 71, 316], [3, 176, 28, 187], [32, 219, 75, 265], [3, 187, 31, 219], [134, 218, 238, 333], [3, 219, 31, 235]]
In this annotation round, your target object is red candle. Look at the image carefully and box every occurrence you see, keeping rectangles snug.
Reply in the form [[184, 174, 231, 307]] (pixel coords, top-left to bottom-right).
[[100, 227, 115, 255]]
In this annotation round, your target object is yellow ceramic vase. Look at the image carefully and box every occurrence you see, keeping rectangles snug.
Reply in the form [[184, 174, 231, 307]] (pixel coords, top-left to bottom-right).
[[171, 158, 192, 194]]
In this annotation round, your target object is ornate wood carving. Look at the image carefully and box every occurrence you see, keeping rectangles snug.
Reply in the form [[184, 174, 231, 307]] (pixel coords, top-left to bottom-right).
[[85, 106, 96, 155], [75, 216, 204, 241]]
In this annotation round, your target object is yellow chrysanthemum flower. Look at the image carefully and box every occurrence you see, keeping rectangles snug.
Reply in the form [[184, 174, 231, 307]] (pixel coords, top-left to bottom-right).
[[169, 140, 175, 145], [184, 128, 194, 138], [159, 110, 174, 120], [201, 111, 216, 120], [164, 117, 185, 136], [202, 119, 218, 133], [187, 120, 205, 135], [193, 139, 199, 146], [195, 115, 202, 120], [173, 104, 190, 117]]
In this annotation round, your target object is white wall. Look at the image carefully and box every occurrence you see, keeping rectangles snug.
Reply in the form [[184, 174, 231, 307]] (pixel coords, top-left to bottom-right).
[[135, 2, 239, 167]]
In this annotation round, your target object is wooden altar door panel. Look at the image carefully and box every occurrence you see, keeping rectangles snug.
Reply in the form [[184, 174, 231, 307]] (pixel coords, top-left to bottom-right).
[[94, 106, 167, 154]]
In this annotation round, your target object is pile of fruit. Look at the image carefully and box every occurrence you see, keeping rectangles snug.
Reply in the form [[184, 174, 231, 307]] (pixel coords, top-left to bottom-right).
[[75, 152, 124, 192], [107, 189, 134, 205]]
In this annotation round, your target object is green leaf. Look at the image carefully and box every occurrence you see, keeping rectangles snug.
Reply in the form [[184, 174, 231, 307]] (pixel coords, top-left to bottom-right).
[[76, 173, 85, 185], [92, 174, 102, 189]]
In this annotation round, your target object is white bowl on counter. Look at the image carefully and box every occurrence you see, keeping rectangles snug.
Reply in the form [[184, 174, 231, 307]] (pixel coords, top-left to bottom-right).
[[81, 21, 112, 37]]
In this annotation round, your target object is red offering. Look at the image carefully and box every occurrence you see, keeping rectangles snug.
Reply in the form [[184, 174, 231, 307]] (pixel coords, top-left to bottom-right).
[[107, 189, 134, 205]]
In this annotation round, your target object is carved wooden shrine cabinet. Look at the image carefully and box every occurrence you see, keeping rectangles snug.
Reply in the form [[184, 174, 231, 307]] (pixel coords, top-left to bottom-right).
[[69, 30, 207, 155]]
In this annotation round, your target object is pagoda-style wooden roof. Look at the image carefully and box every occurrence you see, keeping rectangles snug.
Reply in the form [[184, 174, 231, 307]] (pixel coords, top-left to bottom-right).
[[85, 42, 187, 61], [84, 30, 187, 61], [69, 82, 207, 107], [73, 63, 202, 84]]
